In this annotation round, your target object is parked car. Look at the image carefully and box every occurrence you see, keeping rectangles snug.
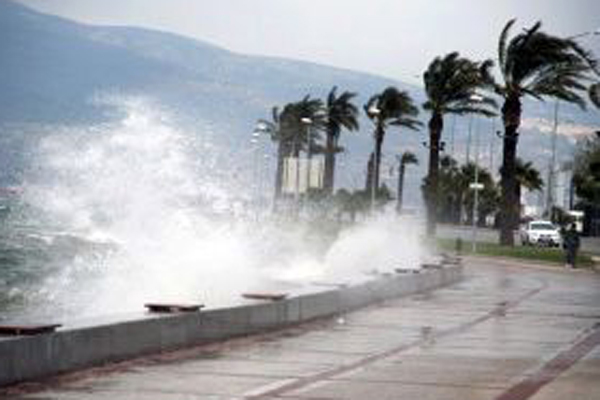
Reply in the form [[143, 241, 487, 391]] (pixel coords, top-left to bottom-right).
[[520, 220, 561, 247]]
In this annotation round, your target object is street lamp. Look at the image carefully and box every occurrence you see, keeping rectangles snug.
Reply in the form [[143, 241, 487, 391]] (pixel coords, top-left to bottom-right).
[[367, 106, 381, 210], [465, 94, 483, 164], [468, 94, 483, 252], [251, 125, 264, 221]]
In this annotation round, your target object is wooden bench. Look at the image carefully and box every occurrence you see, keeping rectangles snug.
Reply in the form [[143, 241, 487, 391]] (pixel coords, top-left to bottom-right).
[[242, 292, 288, 301], [144, 303, 204, 313], [0, 324, 61, 336]]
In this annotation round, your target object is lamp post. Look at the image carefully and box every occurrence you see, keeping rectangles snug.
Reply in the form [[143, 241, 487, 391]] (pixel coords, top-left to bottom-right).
[[465, 113, 475, 164], [468, 94, 483, 252], [251, 124, 265, 221], [545, 100, 560, 216], [367, 106, 381, 210], [301, 117, 313, 199]]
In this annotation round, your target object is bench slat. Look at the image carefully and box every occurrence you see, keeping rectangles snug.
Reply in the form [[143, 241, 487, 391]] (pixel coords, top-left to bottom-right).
[[0, 324, 61, 336], [242, 293, 288, 301], [144, 303, 204, 313]]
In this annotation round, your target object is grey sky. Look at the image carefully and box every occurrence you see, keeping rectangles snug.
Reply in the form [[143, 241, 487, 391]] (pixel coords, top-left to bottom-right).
[[16, 0, 600, 83]]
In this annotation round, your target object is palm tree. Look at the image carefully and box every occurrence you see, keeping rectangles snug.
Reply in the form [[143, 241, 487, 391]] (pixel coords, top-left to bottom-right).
[[285, 95, 326, 157], [422, 52, 497, 235], [514, 158, 543, 217], [396, 151, 418, 213], [323, 87, 359, 195], [364, 87, 421, 199], [259, 96, 325, 200], [492, 19, 597, 245]]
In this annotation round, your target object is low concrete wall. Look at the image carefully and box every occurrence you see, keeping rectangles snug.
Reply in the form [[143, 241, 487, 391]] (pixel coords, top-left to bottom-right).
[[0, 264, 462, 387]]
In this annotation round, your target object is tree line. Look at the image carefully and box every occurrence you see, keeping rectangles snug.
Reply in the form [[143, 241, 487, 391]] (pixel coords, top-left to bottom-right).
[[256, 19, 599, 246]]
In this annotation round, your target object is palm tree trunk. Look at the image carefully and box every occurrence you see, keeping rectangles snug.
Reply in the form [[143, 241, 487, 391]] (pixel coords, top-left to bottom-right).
[[515, 183, 522, 219], [274, 142, 286, 200], [426, 113, 443, 236], [365, 152, 374, 191], [397, 163, 405, 214], [323, 131, 336, 195], [500, 95, 521, 246], [373, 125, 384, 195]]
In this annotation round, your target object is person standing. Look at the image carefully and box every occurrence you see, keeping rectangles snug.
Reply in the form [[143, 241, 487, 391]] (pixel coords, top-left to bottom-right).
[[562, 223, 580, 269]]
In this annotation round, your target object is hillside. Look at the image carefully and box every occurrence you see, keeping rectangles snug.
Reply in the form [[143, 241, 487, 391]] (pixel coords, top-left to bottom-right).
[[1, 0, 599, 207]]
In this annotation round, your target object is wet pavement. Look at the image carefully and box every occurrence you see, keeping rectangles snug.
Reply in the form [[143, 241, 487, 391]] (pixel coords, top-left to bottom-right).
[[4, 258, 600, 400]]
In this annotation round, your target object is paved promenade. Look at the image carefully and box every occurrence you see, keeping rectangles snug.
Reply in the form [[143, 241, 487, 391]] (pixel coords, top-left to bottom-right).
[[4, 258, 600, 400]]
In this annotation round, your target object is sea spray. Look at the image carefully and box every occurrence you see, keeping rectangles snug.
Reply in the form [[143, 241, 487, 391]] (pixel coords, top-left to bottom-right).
[[3, 98, 429, 322]]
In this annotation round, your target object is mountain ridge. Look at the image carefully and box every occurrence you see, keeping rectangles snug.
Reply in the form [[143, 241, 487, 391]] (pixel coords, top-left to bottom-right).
[[1, 0, 598, 206]]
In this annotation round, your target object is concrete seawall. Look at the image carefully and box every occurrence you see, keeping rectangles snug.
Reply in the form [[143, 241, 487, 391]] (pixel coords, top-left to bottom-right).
[[0, 264, 462, 387]]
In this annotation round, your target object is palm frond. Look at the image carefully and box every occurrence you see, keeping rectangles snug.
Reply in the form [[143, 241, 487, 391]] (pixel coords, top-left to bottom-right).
[[423, 51, 498, 117], [498, 19, 597, 107], [390, 117, 423, 130], [499, 19, 516, 80], [445, 106, 497, 117], [400, 151, 418, 165]]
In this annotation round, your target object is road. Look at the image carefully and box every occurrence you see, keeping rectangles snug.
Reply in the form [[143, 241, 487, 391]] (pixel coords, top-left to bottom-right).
[[437, 224, 600, 255], [4, 258, 600, 400]]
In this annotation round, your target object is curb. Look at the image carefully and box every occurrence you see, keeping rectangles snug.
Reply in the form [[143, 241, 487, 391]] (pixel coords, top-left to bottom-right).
[[464, 255, 599, 274], [0, 264, 462, 387]]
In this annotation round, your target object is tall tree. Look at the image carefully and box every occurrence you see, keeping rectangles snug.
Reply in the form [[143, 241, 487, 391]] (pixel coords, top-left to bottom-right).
[[364, 87, 421, 200], [422, 52, 497, 236], [396, 151, 418, 213], [491, 19, 598, 245], [323, 87, 359, 195], [259, 96, 325, 200]]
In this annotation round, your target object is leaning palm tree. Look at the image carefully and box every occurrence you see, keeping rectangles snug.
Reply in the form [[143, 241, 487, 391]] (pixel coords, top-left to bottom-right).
[[285, 95, 326, 157], [323, 87, 359, 195], [396, 151, 418, 213], [422, 52, 497, 235], [514, 158, 543, 216], [364, 87, 421, 198], [492, 19, 598, 245], [259, 96, 325, 200]]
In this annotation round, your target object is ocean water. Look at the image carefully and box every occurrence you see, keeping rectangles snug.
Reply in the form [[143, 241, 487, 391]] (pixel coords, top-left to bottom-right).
[[0, 98, 427, 324]]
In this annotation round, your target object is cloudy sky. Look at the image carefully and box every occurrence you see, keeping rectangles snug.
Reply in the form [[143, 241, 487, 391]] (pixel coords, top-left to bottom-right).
[[16, 0, 600, 84]]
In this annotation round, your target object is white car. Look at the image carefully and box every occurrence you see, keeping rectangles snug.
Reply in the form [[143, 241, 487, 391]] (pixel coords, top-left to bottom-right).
[[520, 221, 561, 247]]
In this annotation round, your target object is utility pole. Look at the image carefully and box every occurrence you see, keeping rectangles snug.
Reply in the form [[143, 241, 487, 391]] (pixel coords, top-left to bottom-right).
[[546, 100, 559, 216]]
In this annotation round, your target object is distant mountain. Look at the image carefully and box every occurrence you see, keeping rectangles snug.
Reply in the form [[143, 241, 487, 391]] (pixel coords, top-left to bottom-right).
[[1, 0, 599, 207], [0, 0, 414, 188], [0, 0, 407, 126]]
